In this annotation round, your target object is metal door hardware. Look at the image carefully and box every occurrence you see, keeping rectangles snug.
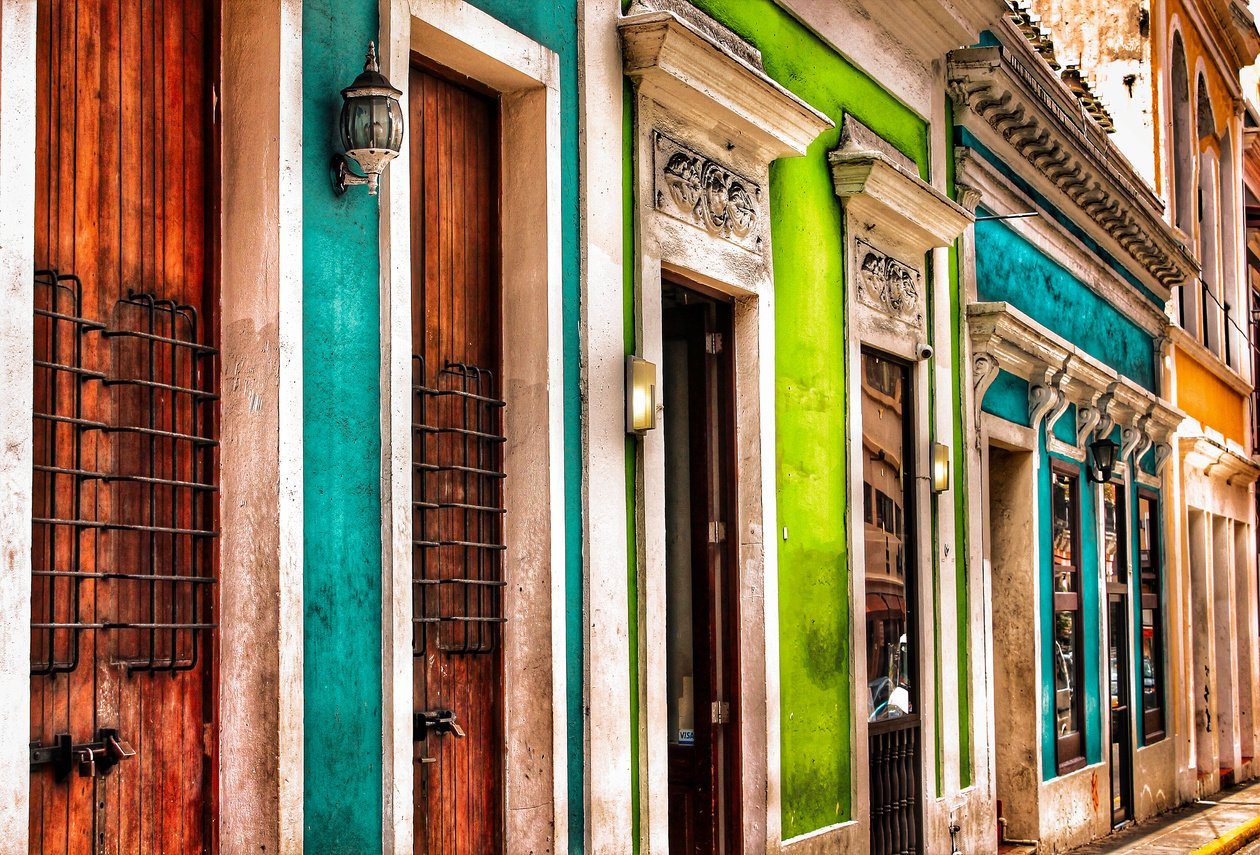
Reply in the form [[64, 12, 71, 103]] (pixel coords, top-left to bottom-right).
[[414, 709, 466, 741], [31, 729, 135, 780], [711, 701, 731, 725]]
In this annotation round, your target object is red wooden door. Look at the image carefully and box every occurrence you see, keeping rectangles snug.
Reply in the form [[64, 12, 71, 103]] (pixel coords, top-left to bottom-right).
[[409, 66, 505, 854], [29, 2, 218, 853]]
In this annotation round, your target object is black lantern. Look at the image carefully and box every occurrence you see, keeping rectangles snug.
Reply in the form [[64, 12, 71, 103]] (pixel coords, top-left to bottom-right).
[[1088, 436, 1119, 483], [332, 42, 403, 196]]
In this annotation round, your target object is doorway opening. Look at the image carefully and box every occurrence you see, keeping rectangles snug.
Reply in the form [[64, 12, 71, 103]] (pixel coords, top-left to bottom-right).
[[662, 281, 741, 855], [861, 349, 922, 855], [1102, 480, 1133, 828]]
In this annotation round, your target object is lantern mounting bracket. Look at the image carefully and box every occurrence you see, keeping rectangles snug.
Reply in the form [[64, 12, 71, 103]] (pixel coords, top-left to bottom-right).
[[330, 154, 377, 196]]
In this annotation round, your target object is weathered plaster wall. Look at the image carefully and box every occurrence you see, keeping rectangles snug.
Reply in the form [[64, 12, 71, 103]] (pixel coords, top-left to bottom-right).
[[685, 0, 930, 837], [1174, 350, 1247, 443], [974, 220, 1157, 391], [301, 1, 383, 850]]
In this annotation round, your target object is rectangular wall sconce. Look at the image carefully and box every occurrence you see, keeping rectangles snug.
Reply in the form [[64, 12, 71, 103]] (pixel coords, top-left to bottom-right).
[[626, 356, 658, 435], [931, 441, 951, 493]]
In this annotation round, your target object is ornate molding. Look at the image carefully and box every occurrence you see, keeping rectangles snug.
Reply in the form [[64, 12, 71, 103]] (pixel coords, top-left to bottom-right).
[[621, 11, 833, 160], [967, 301, 1185, 454], [854, 237, 922, 322], [653, 132, 762, 252], [947, 34, 1199, 295], [972, 351, 1000, 446]]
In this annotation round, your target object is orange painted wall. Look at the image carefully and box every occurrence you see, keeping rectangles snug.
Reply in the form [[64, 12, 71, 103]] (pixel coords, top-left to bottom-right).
[[1175, 348, 1247, 443]]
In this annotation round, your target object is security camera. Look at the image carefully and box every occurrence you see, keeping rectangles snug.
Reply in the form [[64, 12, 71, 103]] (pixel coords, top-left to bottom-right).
[[916, 342, 934, 361]]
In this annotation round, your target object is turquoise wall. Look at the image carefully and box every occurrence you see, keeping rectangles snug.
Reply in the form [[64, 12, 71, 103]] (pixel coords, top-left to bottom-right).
[[973, 217, 1156, 392], [301, 1, 580, 852], [302, 0, 383, 850]]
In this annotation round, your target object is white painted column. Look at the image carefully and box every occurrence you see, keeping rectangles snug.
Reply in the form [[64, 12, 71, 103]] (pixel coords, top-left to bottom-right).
[[579, 0, 633, 851], [378, 3, 414, 852], [218, 2, 305, 851], [0, 3, 37, 852]]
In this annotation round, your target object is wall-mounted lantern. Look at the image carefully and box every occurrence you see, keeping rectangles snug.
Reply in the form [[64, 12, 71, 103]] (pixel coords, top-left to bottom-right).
[[331, 42, 403, 197], [931, 442, 951, 494], [626, 356, 658, 435], [1088, 437, 1119, 484]]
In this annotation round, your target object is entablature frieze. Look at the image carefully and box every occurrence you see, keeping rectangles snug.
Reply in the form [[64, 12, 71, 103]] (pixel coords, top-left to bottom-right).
[[968, 301, 1184, 473], [947, 23, 1199, 298]]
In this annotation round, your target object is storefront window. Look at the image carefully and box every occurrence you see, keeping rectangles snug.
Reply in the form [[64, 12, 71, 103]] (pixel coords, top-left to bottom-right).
[[862, 351, 915, 723], [1139, 491, 1166, 743], [1052, 463, 1086, 773], [1102, 481, 1126, 585]]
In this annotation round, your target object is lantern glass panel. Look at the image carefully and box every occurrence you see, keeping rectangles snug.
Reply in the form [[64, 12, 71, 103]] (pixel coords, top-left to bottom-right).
[[340, 94, 403, 155]]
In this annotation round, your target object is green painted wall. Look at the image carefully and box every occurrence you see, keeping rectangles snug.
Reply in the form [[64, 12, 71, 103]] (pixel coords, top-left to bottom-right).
[[302, 0, 383, 850], [687, 0, 931, 837], [301, 1, 580, 852]]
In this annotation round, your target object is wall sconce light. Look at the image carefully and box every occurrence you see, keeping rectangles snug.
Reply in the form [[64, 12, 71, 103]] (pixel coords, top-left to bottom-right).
[[331, 42, 403, 197], [626, 356, 657, 435], [931, 442, 951, 494], [1088, 437, 1119, 483]]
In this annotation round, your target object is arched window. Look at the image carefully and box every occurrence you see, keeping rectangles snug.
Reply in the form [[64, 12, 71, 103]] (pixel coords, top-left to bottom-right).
[[1171, 35, 1193, 235], [1197, 73, 1222, 356], [1220, 133, 1238, 367]]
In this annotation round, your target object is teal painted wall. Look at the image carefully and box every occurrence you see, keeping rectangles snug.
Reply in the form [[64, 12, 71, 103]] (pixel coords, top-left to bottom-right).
[[982, 371, 1031, 427], [687, 0, 937, 837], [301, 1, 580, 852], [302, 0, 383, 850], [973, 218, 1156, 392]]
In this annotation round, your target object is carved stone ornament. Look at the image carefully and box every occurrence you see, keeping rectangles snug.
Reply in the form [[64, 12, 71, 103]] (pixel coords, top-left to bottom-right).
[[654, 131, 762, 252], [854, 236, 923, 324], [1153, 442, 1172, 474]]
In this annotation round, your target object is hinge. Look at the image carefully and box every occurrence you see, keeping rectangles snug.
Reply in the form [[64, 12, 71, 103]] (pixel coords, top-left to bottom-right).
[[211, 84, 219, 125], [708, 520, 726, 543], [705, 332, 723, 354], [711, 700, 731, 725]]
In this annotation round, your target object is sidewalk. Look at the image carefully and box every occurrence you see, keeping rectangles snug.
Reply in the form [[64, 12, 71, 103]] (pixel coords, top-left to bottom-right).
[[1067, 780, 1260, 854]]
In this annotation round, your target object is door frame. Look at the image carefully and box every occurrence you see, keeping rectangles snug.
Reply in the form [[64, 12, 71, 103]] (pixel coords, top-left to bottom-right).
[[379, 4, 566, 853], [0, 2, 308, 851], [661, 282, 743, 854], [1107, 593, 1135, 828]]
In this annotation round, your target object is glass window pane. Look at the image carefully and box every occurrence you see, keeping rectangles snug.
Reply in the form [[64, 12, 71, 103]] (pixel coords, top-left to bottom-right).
[[663, 338, 695, 746], [1102, 482, 1125, 583], [1142, 607, 1158, 713], [1055, 610, 1079, 736], [863, 352, 912, 723], [1052, 471, 1075, 569]]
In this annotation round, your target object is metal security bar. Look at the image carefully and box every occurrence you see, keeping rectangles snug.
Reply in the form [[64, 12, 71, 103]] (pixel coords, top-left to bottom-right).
[[30, 272, 218, 676], [869, 722, 921, 855], [412, 357, 506, 655], [31, 269, 105, 674]]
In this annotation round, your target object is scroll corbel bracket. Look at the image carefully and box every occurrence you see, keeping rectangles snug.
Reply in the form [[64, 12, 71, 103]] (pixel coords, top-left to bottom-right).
[[971, 351, 1000, 448], [1133, 414, 1154, 465], [1153, 441, 1172, 475], [1043, 368, 1072, 438], [1029, 374, 1061, 432], [1094, 388, 1118, 440], [1119, 423, 1144, 464], [1076, 404, 1100, 448]]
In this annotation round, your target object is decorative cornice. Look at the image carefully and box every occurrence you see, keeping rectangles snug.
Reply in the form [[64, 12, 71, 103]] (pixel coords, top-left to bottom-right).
[[947, 32, 1199, 294], [1180, 433, 1260, 485], [620, 11, 833, 160], [967, 301, 1184, 456], [831, 147, 974, 253]]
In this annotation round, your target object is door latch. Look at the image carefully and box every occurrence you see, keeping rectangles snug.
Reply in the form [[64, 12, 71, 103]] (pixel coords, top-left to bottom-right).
[[414, 709, 466, 741], [31, 729, 135, 780]]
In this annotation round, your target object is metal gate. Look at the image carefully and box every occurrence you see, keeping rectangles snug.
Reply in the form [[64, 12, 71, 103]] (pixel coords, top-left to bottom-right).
[[29, 1, 217, 852], [410, 66, 505, 854]]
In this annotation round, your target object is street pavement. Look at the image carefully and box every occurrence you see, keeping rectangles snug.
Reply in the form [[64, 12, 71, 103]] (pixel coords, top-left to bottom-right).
[[1067, 780, 1260, 854]]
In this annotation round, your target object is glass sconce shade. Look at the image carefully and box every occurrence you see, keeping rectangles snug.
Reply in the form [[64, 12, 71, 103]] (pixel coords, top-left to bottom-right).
[[334, 42, 403, 196], [931, 441, 950, 493], [626, 356, 658, 434], [1089, 437, 1119, 483]]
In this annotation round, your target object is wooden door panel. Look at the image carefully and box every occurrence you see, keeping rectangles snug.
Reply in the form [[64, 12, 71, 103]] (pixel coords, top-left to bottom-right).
[[410, 66, 504, 855], [31, 2, 217, 854]]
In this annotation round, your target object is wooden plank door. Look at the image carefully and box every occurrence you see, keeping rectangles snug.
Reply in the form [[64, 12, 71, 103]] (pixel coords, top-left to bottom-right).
[[409, 66, 505, 855], [663, 285, 741, 855], [29, 2, 219, 854]]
